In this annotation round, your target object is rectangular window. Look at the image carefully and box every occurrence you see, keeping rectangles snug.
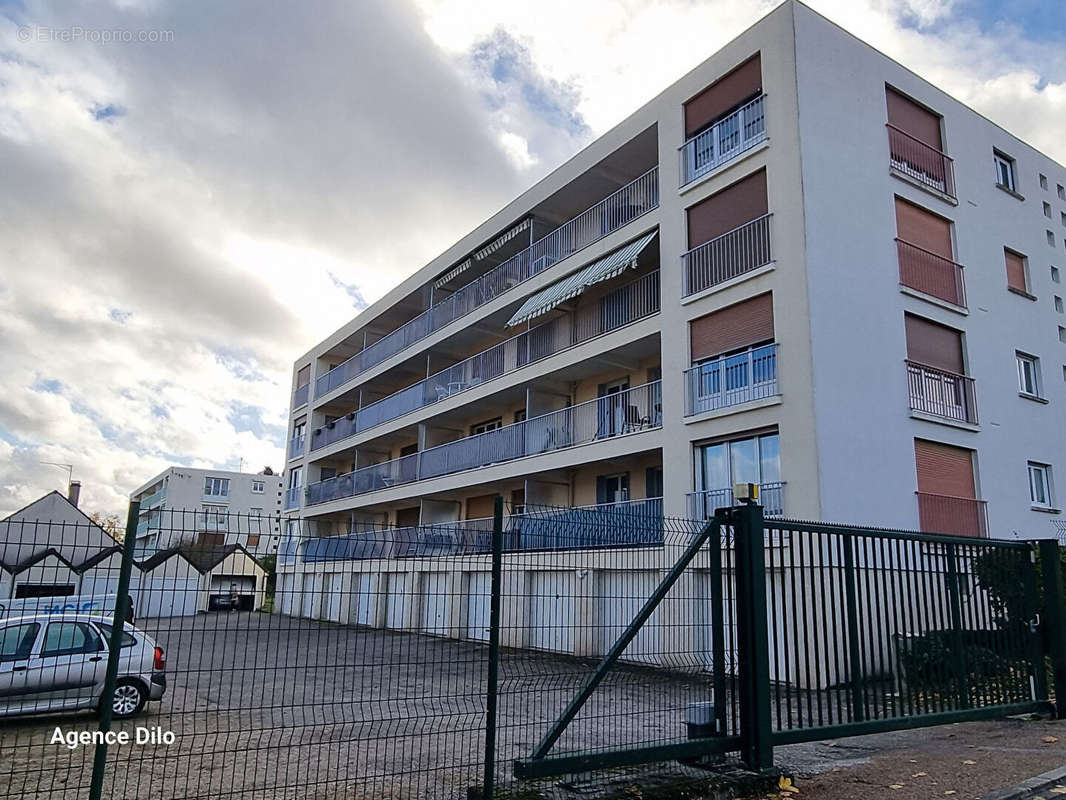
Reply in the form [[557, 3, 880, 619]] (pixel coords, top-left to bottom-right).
[[1029, 462, 1053, 508], [1005, 249, 1030, 294], [994, 151, 1016, 191], [684, 53, 762, 138], [202, 503, 228, 529], [1057, 296, 1064, 314], [251, 479, 265, 493], [914, 439, 983, 537], [471, 418, 503, 436], [904, 314, 965, 374], [1059, 184, 1065, 201], [1017, 352, 1041, 397], [1048, 231, 1056, 247], [1040, 174, 1049, 190], [295, 364, 311, 388], [204, 476, 230, 498], [1053, 266, 1061, 284], [289, 467, 302, 489], [1045, 202, 1053, 219]]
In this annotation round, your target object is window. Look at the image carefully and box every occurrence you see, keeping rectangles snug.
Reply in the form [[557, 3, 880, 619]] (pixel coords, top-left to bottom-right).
[[251, 479, 264, 494], [1061, 327, 1066, 344], [1029, 462, 1053, 508], [1005, 249, 1030, 295], [1059, 184, 1066, 201], [41, 622, 102, 658], [0, 623, 39, 662], [471, 417, 502, 436], [288, 467, 303, 489], [202, 504, 228, 530], [1017, 353, 1042, 397], [596, 473, 630, 505], [292, 421, 306, 440], [250, 507, 263, 517], [1040, 174, 1049, 191], [994, 152, 1016, 191], [1053, 266, 1062, 284], [1045, 202, 1053, 219], [94, 623, 136, 648], [1049, 231, 1056, 247], [1056, 296, 1064, 314], [1062, 212, 1066, 228], [697, 433, 781, 493], [204, 476, 230, 498]]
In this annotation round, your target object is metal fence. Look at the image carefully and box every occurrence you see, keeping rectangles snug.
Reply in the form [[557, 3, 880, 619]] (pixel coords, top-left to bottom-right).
[[681, 213, 772, 297], [2, 501, 1064, 799]]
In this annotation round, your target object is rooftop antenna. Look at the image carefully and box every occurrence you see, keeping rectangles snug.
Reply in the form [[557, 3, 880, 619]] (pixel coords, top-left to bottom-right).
[[40, 461, 74, 488]]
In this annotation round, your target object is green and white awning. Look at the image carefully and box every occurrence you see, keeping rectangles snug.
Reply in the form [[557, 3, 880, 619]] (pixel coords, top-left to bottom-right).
[[505, 231, 657, 328]]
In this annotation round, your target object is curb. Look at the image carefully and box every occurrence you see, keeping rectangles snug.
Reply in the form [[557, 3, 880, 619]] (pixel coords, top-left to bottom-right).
[[980, 764, 1066, 800]]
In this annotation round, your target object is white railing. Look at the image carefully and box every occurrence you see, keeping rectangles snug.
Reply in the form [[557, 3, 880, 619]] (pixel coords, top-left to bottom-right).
[[684, 343, 778, 416], [314, 168, 660, 399], [687, 482, 784, 518], [682, 213, 772, 296], [306, 381, 663, 505], [679, 95, 767, 186], [906, 361, 977, 424], [310, 270, 661, 451]]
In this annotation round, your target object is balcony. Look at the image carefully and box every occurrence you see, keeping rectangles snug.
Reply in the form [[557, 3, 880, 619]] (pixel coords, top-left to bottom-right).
[[906, 361, 978, 425], [284, 486, 302, 510], [684, 343, 778, 416], [896, 239, 966, 308], [305, 380, 663, 506], [314, 168, 660, 399], [887, 124, 956, 200], [289, 435, 306, 459], [679, 94, 767, 186], [917, 492, 988, 538], [293, 383, 309, 409], [309, 270, 661, 452], [682, 213, 772, 297], [687, 482, 784, 518], [137, 487, 166, 509]]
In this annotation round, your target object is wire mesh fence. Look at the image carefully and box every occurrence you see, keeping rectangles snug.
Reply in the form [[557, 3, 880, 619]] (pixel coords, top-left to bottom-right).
[[0, 501, 1064, 799]]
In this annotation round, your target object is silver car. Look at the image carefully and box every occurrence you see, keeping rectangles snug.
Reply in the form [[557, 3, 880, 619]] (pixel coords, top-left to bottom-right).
[[0, 613, 166, 719]]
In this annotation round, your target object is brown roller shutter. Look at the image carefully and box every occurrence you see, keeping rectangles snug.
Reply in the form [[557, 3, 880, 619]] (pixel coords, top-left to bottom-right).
[[904, 314, 963, 374], [296, 365, 311, 386], [687, 169, 768, 249], [684, 54, 762, 137], [894, 198, 952, 259], [914, 440, 976, 498], [1005, 249, 1028, 292], [466, 494, 497, 520], [886, 87, 942, 149], [690, 292, 774, 361]]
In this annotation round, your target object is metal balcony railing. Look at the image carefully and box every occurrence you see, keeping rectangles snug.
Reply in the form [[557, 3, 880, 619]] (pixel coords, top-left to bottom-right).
[[306, 380, 663, 505], [309, 270, 661, 451], [896, 239, 966, 308], [906, 361, 978, 424], [289, 436, 305, 459], [683, 343, 778, 416], [293, 383, 310, 409], [887, 124, 956, 200], [314, 168, 660, 399], [917, 492, 988, 538], [284, 486, 302, 510], [682, 213, 772, 296], [687, 482, 784, 519], [679, 94, 767, 186]]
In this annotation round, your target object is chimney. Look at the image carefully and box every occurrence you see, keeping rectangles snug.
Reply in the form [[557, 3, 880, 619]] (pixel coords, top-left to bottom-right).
[[68, 480, 81, 508]]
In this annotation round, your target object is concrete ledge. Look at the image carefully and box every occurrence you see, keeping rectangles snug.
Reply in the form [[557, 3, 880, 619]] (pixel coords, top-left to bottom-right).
[[979, 764, 1066, 800]]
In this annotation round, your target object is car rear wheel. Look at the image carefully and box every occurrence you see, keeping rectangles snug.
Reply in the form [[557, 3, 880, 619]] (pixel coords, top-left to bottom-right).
[[110, 680, 147, 719]]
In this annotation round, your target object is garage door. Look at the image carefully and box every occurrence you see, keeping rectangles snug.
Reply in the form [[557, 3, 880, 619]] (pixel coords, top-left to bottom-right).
[[141, 577, 200, 618], [324, 573, 343, 623], [301, 574, 316, 619], [421, 573, 449, 636], [599, 571, 660, 664], [466, 573, 491, 642], [276, 573, 294, 616], [385, 573, 409, 630], [528, 571, 573, 653], [351, 573, 374, 626]]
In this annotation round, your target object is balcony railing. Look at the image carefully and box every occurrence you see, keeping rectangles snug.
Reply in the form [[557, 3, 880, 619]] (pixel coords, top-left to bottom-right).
[[305, 380, 663, 505], [314, 168, 660, 399], [682, 213, 772, 296], [284, 486, 302, 510], [137, 487, 166, 509], [896, 239, 966, 308], [684, 343, 778, 416], [679, 94, 767, 186], [887, 124, 956, 200], [310, 270, 661, 451], [687, 482, 784, 519], [906, 361, 978, 424], [289, 435, 305, 459], [917, 492, 988, 538], [293, 383, 310, 409]]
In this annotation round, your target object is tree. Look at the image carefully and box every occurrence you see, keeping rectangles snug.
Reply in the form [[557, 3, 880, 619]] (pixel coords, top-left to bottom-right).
[[88, 511, 124, 540]]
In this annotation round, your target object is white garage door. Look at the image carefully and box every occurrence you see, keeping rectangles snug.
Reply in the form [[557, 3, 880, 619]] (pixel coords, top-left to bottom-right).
[[276, 573, 294, 616], [466, 573, 491, 642], [420, 573, 449, 636], [301, 574, 316, 619], [351, 573, 374, 627], [142, 577, 200, 618], [385, 573, 408, 630], [528, 571, 573, 653], [599, 571, 660, 664], [324, 573, 343, 623]]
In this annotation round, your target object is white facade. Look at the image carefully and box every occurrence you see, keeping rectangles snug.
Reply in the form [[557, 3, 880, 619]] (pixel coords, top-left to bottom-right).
[[131, 467, 283, 555], [280, 1, 1066, 546]]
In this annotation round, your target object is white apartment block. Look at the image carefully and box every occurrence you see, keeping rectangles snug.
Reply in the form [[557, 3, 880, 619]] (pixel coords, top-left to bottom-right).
[[131, 467, 283, 556], [282, 1, 1066, 548]]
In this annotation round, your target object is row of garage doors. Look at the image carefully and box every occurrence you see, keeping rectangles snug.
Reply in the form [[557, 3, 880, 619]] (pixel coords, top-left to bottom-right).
[[276, 569, 737, 667]]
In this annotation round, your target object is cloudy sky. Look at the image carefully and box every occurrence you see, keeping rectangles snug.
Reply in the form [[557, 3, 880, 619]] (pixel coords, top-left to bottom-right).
[[1, 0, 1064, 518]]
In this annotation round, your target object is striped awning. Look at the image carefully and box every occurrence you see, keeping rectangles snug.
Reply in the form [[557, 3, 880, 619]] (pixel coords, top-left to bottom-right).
[[506, 231, 657, 328], [473, 217, 532, 261]]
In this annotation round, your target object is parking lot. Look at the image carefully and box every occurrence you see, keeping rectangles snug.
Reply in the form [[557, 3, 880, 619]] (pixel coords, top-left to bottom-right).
[[0, 612, 717, 800]]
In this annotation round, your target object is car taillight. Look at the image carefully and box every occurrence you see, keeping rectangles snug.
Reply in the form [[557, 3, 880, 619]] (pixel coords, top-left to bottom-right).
[[153, 647, 165, 670]]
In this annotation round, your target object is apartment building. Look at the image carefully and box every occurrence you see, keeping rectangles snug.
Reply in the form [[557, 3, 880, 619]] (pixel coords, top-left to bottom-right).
[[131, 466, 283, 555], [282, 0, 1066, 551]]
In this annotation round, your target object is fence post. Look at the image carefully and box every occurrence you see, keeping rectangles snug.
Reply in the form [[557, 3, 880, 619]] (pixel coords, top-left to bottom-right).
[[841, 536, 865, 723], [733, 502, 772, 771], [480, 496, 504, 799], [88, 500, 140, 800], [1038, 539, 1066, 716]]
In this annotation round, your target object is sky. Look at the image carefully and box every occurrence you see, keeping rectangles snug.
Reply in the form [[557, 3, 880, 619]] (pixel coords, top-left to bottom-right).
[[0, 0, 1064, 518]]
